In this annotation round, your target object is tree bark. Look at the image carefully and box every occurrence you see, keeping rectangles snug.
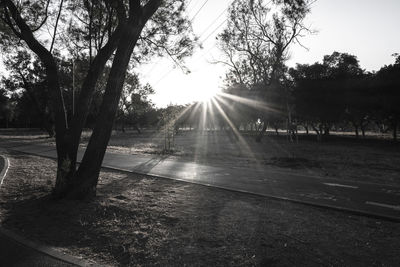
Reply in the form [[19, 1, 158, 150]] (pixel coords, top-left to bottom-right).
[[68, 17, 147, 199], [56, 0, 162, 197]]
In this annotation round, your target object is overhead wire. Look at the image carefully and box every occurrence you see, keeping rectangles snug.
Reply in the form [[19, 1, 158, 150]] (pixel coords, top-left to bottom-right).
[[198, 5, 229, 39], [190, 0, 209, 22], [186, 0, 194, 10], [143, 0, 210, 79], [200, 18, 227, 44], [146, 0, 230, 85]]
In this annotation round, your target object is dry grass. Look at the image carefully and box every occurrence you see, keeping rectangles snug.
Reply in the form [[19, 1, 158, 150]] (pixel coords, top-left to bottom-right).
[[0, 152, 399, 266]]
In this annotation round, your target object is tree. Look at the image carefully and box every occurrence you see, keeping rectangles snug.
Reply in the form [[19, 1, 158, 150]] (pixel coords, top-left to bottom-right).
[[218, 0, 312, 141], [116, 71, 155, 133], [0, 87, 12, 127], [290, 63, 343, 140], [375, 55, 400, 141], [2, 50, 57, 135], [342, 74, 374, 139], [0, 0, 195, 199], [290, 52, 365, 140]]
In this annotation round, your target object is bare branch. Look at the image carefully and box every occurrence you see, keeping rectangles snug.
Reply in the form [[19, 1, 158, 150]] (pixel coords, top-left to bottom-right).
[[31, 0, 51, 32], [50, 0, 65, 53]]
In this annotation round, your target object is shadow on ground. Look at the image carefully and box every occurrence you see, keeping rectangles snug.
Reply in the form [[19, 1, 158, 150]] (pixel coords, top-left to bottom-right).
[[1, 152, 400, 266]]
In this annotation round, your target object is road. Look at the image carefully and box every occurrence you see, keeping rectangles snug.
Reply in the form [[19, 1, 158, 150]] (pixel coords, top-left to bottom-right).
[[2, 140, 400, 221]]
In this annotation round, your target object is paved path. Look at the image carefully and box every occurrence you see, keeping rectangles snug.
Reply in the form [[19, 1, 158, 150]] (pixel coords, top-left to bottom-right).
[[2, 141, 400, 221]]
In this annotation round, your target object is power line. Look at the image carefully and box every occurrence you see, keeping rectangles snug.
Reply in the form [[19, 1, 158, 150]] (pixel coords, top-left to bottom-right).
[[147, 1, 230, 85], [201, 18, 227, 44], [144, 0, 211, 79], [190, 0, 209, 22], [198, 6, 228, 40], [151, 19, 227, 86], [187, 0, 194, 9], [153, 67, 175, 86]]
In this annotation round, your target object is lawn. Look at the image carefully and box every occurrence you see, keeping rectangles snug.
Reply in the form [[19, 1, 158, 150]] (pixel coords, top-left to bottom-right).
[[0, 152, 399, 266]]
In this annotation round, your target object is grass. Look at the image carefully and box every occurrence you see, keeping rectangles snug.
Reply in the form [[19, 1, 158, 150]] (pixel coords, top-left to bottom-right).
[[0, 152, 399, 266]]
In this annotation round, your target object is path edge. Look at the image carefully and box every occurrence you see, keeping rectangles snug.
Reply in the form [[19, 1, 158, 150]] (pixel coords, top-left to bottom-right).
[[0, 153, 101, 267], [0, 154, 9, 186], [0, 227, 99, 267]]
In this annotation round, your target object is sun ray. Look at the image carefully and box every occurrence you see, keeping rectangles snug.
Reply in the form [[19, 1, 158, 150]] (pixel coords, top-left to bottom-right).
[[211, 97, 260, 165], [216, 91, 285, 116]]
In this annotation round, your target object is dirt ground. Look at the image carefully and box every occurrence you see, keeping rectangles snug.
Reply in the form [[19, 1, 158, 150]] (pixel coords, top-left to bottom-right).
[[0, 152, 399, 266]]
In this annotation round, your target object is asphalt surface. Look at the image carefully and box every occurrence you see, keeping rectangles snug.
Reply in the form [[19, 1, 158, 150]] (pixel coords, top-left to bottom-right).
[[2, 140, 400, 221]]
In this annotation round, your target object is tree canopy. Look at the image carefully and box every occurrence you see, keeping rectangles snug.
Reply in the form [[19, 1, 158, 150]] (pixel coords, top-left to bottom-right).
[[0, 0, 196, 199]]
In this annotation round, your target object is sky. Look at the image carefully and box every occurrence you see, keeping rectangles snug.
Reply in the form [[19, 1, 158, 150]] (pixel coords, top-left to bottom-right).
[[140, 0, 400, 107], [1, 0, 399, 107]]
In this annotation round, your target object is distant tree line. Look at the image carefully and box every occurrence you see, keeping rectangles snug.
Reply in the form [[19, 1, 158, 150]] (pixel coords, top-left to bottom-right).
[[2, 51, 399, 142], [0, 53, 156, 133], [172, 52, 400, 142], [289, 52, 400, 141]]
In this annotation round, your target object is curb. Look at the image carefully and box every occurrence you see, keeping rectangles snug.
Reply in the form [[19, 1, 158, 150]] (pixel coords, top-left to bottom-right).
[[0, 153, 101, 267], [0, 228, 97, 267]]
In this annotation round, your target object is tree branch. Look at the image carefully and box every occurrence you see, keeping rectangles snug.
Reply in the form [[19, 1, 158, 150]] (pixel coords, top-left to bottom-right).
[[31, 0, 51, 32], [50, 0, 65, 53]]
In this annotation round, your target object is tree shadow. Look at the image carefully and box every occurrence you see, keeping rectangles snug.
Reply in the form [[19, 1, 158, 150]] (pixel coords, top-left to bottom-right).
[[1, 171, 209, 266]]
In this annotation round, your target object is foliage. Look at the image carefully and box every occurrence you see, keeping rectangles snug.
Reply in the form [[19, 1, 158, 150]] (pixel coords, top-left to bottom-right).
[[218, 0, 311, 87], [116, 71, 155, 132], [0, 0, 196, 199]]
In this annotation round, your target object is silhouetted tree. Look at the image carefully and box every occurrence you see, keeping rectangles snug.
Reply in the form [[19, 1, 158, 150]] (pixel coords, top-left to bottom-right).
[[0, 0, 195, 199], [2, 50, 56, 135], [116, 71, 155, 133], [290, 52, 365, 140], [375, 55, 400, 141], [0, 87, 12, 127], [218, 0, 312, 141]]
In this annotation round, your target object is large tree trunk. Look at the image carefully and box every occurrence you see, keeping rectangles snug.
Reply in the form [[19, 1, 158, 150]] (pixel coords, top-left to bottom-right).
[[52, 26, 124, 198], [4, 0, 68, 195], [54, 0, 161, 198], [67, 23, 144, 199]]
